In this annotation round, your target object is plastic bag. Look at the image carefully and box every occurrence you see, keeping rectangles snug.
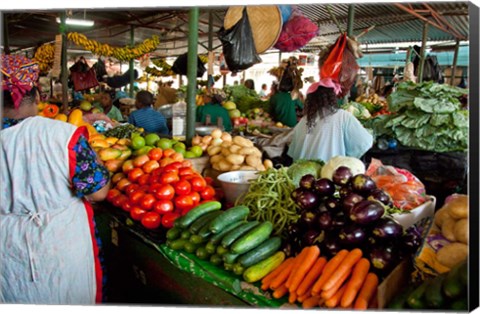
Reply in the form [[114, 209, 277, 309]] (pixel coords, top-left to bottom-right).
[[274, 11, 319, 52], [366, 158, 427, 210], [218, 8, 262, 73], [171, 53, 206, 77], [319, 34, 347, 81], [337, 45, 359, 98]]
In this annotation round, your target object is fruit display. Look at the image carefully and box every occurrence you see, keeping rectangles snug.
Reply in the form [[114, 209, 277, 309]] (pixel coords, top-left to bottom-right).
[[88, 133, 132, 173], [166, 202, 285, 281]]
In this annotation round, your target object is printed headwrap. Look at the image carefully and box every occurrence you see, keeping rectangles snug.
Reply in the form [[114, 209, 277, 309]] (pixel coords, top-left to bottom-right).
[[1, 54, 40, 109], [205, 88, 226, 103], [306, 77, 342, 96]]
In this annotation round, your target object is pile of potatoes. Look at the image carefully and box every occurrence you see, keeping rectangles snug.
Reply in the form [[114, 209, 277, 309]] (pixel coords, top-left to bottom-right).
[[433, 194, 469, 269]]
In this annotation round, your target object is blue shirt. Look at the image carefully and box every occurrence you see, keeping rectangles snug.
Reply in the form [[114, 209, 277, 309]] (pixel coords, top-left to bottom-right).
[[128, 106, 169, 135]]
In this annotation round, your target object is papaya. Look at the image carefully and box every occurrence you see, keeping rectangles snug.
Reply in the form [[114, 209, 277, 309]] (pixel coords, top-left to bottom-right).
[[117, 138, 131, 146], [105, 137, 119, 145], [98, 148, 122, 161], [42, 104, 59, 118], [55, 113, 68, 122], [68, 109, 84, 126], [89, 139, 110, 149], [105, 159, 124, 172], [111, 144, 129, 151], [118, 149, 132, 161]]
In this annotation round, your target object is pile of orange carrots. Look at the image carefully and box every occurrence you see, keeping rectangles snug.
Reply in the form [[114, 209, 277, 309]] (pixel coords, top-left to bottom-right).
[[261, 246, 379, 309]]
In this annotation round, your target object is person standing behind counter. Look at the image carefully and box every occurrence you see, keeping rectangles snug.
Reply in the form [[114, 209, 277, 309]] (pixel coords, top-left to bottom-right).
[[196, 88, 232, 132], [269, 79, 303, 128], [288, 79, 373, 162], [128, 90, 169, 135], [98, 91, 124, 122]]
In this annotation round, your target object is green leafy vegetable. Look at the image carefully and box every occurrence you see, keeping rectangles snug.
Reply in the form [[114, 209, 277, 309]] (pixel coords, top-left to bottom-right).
[[287, 159, 324, 187]]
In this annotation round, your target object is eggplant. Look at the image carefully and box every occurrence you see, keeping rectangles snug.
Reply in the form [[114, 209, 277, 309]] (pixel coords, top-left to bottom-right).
[[368, 189, 393, 207], [369, 245, 399, 274], [313, 178, 336, 197], [400, 232, 422, 254], [322, 234, 343, 257], [286, 223, 302, 239], [302, 229, 322, 246], [339, 186, 351, 199], [291, 187, 304, 202], [296, 189, 321, 211], [338, 224, 367, 245], [350, 174, 377, 195], [317, 211, 333, 230], [299, 210, 318, 229], [332, 166, 353, 186], [349, 200, 385, 225], [342, 192, 364, 214], [324, 196, 342, 213], [299, 174, 316, 190], [332, 212, 347, 229], [372, 218, 404, 240]]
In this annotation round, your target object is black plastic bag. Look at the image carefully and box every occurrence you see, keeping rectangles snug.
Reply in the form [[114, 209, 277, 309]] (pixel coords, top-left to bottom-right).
[[218, 8, 261, 73], [171, 53, 206, 77], [106, 69, 139, 89]]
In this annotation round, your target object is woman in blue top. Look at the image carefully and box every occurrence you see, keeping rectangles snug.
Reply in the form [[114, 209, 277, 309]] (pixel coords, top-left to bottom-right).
[[128, 90, 169, 135]]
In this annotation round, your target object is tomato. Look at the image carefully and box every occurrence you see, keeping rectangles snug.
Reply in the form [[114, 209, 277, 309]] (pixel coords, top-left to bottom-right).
[[106, 189, 122, 202], [199, 185, 216, 200], [112, 194, 128, 208], [190, 176, 207, 192], [174, 179, 192, 196], [162, 148, 176, 158], [181, 160, 193, 168], [130, 206, 147, 221], [188, 191, 201, 206], [122, 199, 135, 212], [132, 155, 150, 168], [171, 152, 184, 162], [153, 184, 175, 200], [122, 160, 135, 174], [163, 163, 179, 173], [116, 178, 132, 191], [111, 172, 126, 185], [178, 166, 195, 177], [137, 173, 151, 186], [174, 195, 195, 213], [159, 157, 174, 167], [124, 183, 140, 196], [127, 167, 144, 182], [141, 212, 162, 229], [147, 147, 163, 161], [149, 183, 163, 194], [161, 212, 181, 229], [153, 199, 174, 214], [142, 160, 160, 174], [129, 190, 146, 205], [139, 193, 156, 211], [138, 185, 151, 193], [204, 176, 214, 186], [160, 172, 179, 185]]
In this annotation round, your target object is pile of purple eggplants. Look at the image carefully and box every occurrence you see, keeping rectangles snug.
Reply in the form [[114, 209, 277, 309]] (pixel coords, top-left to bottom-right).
[[284, 166, 423, 278]]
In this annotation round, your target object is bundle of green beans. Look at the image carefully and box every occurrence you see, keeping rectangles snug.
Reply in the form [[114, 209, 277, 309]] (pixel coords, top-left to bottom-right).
[[236, 167, 301, 237]]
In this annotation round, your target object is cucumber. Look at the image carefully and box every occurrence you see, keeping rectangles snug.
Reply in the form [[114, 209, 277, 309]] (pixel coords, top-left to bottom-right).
[[190, 234, 207, 244], [210, 254, 222, 266], [221, 221, 260, 249], [243, 251, 286, 283], [425, 274, 446, 309], [205, 241, 217, 255], [209, 221, 245, 245], [238, 236, 282, 268], [184, 241, 201, 254], [443, 261, 466, 299], [223, 252, 241, 264], [387, 287, 413, 309], [233, 263, 245, 276], [230, 221, 273, 254], [180, 229, 192, 240], [166, 226, 182, 240], [209, 205, 250, 234], [223, 263, 235, 271], [407, 280, 429, 309], [196, 246, 210, 260], [216, 245, 229, 256], [189, 211, 223, 234], [168, 238, 188, 251], [174, 201, 222, 229]]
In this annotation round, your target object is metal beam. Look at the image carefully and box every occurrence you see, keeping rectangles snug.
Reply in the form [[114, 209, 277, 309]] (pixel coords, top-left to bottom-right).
[[417, 22, 429, 83], [186, 8, 199, 145], [450, 39, 460, 85], [60, 12, 69, 112], [129, 25, 135, 97], [423, 3, 465, 40], [3, 15, 10, 54], [207, 10, 214, 89], [347, 4, 355, 37]]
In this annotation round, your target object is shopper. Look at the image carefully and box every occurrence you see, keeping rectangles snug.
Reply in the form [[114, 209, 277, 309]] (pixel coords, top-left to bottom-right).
[[258, 83, 268, 99], [0, 54, 110, 304], [196, 88, 232, 132], [288, 79, 373, 162], [98, 91, 124, 122], [269, 79, 302, 128], [154, 80, 177, 109], [244, 79, 255, 90], [128, 90, 169, 135]]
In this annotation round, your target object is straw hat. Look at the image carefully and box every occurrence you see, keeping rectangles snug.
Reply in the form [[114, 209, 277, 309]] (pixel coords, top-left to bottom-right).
[[224, 6, 283, 54]]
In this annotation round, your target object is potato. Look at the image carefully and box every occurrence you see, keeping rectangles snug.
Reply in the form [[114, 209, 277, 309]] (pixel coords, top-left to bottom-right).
[[263, 159, 273, 169], [434, 207, 452, 228], [212, 162, 221, 171], [211, 138, 223, 147], [441, 217, 457, 242], [436, 242, 468, 269], [221, 141, 233, 148], [218, 160, 233, 172], [226, 154, 245, 165], [233, 136, 254, 148], [256, 164, 266, 171], [246, 154, 261, 167], [229, 144, 242, 154], [239, 165, 256, 171], [207, 146, 221, 156], [454, 219, 469, 244], [251, 147, 263, 157], [230, 164, 241, 171], [209, 154, 224, 164], [221, 147, 231, 157], [446, 195, 468, 219], [238, 147, 255, 155], [211, 128, 222, 139], [221, 132, 232, 142]]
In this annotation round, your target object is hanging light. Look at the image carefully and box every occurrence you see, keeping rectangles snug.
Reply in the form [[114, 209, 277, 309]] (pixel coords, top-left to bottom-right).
[[56, 10, 94, 27]]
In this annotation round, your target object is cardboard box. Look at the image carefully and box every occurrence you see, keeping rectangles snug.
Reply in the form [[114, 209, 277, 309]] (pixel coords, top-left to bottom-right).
[[377, 260, 411, 309], [392, 196, 436, 229]]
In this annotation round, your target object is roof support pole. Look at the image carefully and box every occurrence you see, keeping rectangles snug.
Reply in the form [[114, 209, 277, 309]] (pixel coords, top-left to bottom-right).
[[417, 22, 429, 83], [59, 12, 69, 112], [186, 7, 199, 145], [347, 4, 355, 37], [207, 10, 214, 89], [450, 39, 460, 86], [129, 25, 135, 98], [3, 15, 10, 54]]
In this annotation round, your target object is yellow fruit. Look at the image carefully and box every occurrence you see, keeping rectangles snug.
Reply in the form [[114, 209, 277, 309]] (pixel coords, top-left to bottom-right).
[[117, 138, 131, 146], [118, 149, 132, 161], [89, 134, 106, 141], [68, 109, 84, 126], [89, 139, 110, 149], [104, 159, 124, 173], [98, 148, 122, 161], [111, 144, 129, 151], [55, 113, 68, 122], [105, 137, 119, 145]]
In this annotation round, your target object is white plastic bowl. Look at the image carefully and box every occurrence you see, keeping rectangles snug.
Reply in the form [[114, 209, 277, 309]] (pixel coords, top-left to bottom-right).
[[217, 170, 259, 204]]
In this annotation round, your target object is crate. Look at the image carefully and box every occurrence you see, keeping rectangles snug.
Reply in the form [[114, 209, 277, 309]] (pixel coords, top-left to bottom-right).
[[392, 196, 436, 229]]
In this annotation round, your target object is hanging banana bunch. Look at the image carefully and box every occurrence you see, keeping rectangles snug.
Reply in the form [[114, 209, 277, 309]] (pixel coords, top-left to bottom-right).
[[33, 43, 55, 73], [144, 66, 175, 77], [67, 32, 160, 62]]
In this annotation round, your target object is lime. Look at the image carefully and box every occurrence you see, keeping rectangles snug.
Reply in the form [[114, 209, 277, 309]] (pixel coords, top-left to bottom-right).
[[184, 151, 197, 159], [190, 145, 203, 158], [174, 146, 186, 156], [131, 136, 146, 150], [173, 142, 186, 150], [145, 133, 160, 146], [156, 138, 173, 150], [134, 146, 153, 156]]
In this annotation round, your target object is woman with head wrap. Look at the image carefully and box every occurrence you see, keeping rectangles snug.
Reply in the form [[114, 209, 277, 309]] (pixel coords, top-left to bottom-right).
[[1, 54, 110, 304], [196, 88, 232, 132], [287, 78, 373, 162]]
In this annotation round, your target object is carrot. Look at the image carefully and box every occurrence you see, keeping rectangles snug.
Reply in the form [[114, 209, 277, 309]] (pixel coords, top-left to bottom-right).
[[261, 257, 294, 290], [296, 257, 327, 296], [368, 294, 379, 309], [270, 260, 295, 290], [320, 267, 352, 300], [353, 272, 379, 310], [285, 246, 310, 288], [322, 248, 363, 292], [297, 287, 313, 303], [311, 249, 349, 295], [325, 284, 347, 308], [288, 246, 321, 293], [302, 295, 322, 309], [288, 290, 297, 304], [272, 283, 289, 299], [340, 258, 371, 308]]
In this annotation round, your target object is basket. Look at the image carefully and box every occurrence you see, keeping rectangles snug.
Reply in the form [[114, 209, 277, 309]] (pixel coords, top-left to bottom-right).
[[217, 170, 259, 204], [186, 155, 210, 175], [224, 6, 283, 54]]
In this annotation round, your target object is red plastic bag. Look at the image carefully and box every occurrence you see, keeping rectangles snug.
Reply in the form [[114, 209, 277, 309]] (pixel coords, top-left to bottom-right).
[[337, 45, 359, 98], [366, 158, 428, 210], [320, 34, 347, 81]]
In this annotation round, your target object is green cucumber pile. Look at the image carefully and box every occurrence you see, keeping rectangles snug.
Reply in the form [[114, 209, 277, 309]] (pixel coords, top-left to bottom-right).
[[166, 201, 285, 283]]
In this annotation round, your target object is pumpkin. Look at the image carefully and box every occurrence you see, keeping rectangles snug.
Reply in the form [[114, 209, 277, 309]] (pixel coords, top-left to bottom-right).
[[42, 104, 59, 118]]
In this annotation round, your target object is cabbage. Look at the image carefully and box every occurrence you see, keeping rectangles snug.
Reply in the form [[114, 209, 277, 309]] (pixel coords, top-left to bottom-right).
[[287, 159, 324, 187], [320, 156, 366, 180]]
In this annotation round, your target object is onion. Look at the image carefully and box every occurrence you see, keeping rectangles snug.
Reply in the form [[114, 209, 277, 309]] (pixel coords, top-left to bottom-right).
[[199, 143, 208, 151], [211, 128, 222, 139], [202, 135, 213, 145], [211, 138, 223, 146], [192, 135, 202, 146]]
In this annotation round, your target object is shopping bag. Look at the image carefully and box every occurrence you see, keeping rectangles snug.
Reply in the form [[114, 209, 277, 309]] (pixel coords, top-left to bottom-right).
[[218, 8, 262, 73], [69, 57, 99, 92], [274, 9, 319, 52], [319, 34, 347, 81], [337, 45, 359, 98], [171, 53, 206, 77]]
